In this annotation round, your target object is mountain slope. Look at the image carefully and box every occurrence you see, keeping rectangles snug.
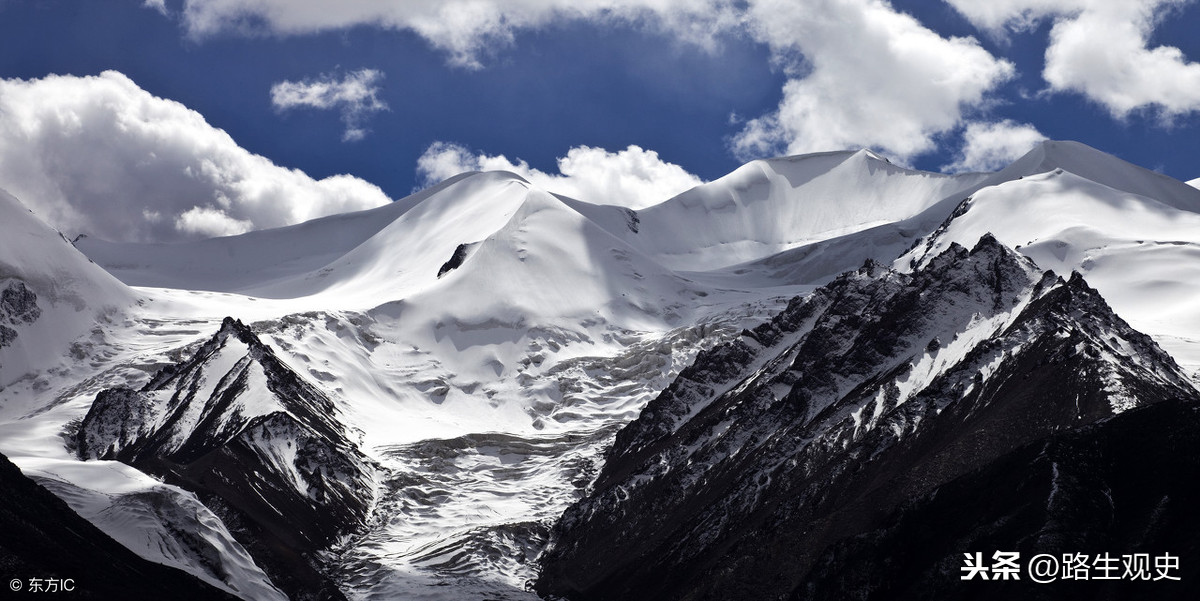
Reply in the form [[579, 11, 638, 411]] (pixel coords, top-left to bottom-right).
[[18, 456, 287, 601], [73, 172, 475, 295], [618, 149, 987, 271], [366, 185, 715, 383], [78, 317, 376, 601], [536, 235, 1199, 600], [898, 163, 1200, 372], [0, 188, 134, 386], [0, 450, 243, 601], [800, 397, 1200, 600]]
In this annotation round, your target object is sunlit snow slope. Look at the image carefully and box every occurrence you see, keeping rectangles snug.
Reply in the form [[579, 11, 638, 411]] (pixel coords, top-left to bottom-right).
[[900, 141, 1200, 372], [0, 191, 283, 600], [0, 188, 134, 386], [616, 149, 988, 271], [3, 140, 1199, 601]]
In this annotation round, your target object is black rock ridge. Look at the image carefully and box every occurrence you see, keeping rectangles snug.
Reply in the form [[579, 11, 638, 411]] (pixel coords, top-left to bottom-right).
[[78, 316, 375, 601], [536, 234, 1200, 601]]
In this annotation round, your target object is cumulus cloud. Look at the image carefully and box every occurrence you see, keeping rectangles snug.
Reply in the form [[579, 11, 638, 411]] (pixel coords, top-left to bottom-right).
[[731, 0, 1014, 162], [142, 0, 169, 15], [942, 120, 1047, 173], [173, 0, 1016, 164], [416, 142, 703, 208], [271, 69, 388, 141], [179, 0, 736, 69], [947, 0, 1200, 118], [0, 71, 391, 242], [175, 206, 255, 237]]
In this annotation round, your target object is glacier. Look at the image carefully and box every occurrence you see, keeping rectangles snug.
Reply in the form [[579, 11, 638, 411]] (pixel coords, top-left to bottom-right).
[[1, 140, 1199, 599]]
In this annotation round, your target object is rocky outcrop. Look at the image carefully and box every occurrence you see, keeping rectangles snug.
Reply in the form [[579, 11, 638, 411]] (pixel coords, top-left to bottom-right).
[[0, 279, 40, 348], [536, 235, 1200, 601], [79, 317, 375, 601]]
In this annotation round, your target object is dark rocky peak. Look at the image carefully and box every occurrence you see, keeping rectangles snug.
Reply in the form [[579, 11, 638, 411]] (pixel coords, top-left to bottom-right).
[[78, 317, 375, 601], [604, 234, 1040, 473], [537, 235, 1199, 601], [145, 316, 272, 387]]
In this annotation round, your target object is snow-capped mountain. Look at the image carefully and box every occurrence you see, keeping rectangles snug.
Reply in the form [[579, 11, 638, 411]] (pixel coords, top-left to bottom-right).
[[600, 149, 989, 271], [78, 316, 375, 600], [2, 140, 1199, 600], [900, 140, 1200, 371], [535, 235, 1198, 600], [0, 187, 133, 386]]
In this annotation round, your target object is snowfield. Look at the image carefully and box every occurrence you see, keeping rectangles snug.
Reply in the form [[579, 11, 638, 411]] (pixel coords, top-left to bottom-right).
[[2, 140, 1199, 599]]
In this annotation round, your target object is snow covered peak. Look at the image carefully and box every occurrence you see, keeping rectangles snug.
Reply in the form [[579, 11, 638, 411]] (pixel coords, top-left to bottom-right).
[[0, 188, 136, 385], [0, 187, 133, 308], [539, 231, 1197, 600], [995, 140, 1200, 212], [78, 316, 376, 599], [73, 170, 529, 297], [623, 148, 987, 271], [896, 159, 1200, 373]]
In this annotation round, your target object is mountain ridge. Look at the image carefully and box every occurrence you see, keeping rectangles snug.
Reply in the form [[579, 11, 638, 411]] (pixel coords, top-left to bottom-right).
[[536, 234, 1200, 600], [3, 139, 1200, 600], [78, 316, 376, 601]]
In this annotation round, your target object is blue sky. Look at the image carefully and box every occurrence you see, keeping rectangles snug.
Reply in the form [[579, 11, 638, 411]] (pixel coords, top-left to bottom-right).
[[2, 0, 1200, 242]]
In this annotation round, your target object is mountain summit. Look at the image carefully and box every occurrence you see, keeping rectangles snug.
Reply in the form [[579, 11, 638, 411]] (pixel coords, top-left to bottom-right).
[[2, 141, 1199, 600], [536, 235, 1199, 600], [78, 317, 374, 600]]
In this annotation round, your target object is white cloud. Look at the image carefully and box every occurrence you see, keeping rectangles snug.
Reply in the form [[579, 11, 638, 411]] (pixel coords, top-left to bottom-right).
[[731, 0, 1014, 163], [169, 1, 1017, 162], [416, 142, 703, 208], [941, 0, 1087, 33], [943, 119, 1047, 173], [271, 69, 388, 142], [947, 0, 1200, 118], [142, 0, 169, 15], [179, 0, 736, 69], [0, 71, 392, 242], [175, 206, 255, 237]]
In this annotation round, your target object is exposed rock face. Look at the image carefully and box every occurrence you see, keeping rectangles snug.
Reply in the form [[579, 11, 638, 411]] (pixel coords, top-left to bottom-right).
[[1, 280, 40, 324], [79, 317, 376, 601], [800, 398, 1200, 601], [0, 450, 241, 601], [438, 243, 472, 277], [536, 235, 1200, 601], [0, 279, 40, 348]]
